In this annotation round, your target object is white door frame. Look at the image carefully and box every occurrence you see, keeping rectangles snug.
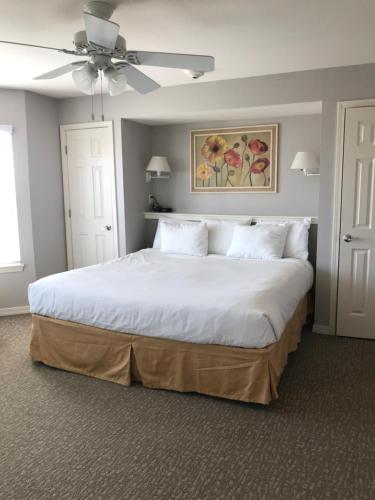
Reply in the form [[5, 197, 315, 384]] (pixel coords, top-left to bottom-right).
[[60, 121, 119, 270], [330, 98, 375, 335]]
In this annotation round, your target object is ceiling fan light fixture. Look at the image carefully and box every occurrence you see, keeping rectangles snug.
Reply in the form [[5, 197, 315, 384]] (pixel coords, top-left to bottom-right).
[[72, 64, 98, 95], [105, 67, 128, 96]]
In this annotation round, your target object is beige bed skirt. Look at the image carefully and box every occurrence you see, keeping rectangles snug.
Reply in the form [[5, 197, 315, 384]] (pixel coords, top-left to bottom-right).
[[30, 296, 307, 405]]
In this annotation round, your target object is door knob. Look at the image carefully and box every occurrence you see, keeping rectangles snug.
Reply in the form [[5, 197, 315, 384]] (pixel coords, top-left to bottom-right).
[[343, 234, 352, 242], [104, 225, 112, 231]]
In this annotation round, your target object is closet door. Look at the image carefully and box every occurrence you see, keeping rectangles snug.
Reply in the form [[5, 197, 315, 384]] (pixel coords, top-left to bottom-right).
[[336, 106, 375, 339], [61, 122, 118, 269]]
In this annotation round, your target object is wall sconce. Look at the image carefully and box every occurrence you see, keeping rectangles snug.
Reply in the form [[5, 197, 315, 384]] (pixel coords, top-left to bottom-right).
[[145, 156, 171, 182], [290, 152, 320, 176]]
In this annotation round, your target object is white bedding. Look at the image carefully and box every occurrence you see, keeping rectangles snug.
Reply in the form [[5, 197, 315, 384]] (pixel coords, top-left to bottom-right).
[[28, 249, 313, 349]]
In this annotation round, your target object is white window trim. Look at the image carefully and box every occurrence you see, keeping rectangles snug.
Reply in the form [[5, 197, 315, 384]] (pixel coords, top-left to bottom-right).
[[0, 123, 21, 268], [0, 124, 14, 133], [0, 262, 24, 274]]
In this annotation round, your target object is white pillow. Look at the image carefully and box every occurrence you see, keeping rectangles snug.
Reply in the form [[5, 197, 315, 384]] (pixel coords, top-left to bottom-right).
[[202, 219, 251, 255], [284, 219, 311, 260], [257, 218, 311, 260], [160, 221, 208, 257], [153, 218, 197, 249], [227, 224, 288, 260]]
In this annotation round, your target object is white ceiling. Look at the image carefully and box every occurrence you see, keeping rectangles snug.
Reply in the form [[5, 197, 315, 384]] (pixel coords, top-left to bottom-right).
[[0, 0, 374, 98], [136, 101, 322, 126]]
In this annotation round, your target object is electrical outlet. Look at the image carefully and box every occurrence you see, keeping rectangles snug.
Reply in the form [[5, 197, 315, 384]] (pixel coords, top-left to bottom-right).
[[148, 194, 154, 204]]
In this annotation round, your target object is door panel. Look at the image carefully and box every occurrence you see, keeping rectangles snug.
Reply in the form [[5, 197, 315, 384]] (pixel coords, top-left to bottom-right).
[[350, 248, 369, 314], [337, 107, 375, 339], [353, 159, 374, 228], [63, 124, 117, 269], [92, 166, 104, 218]]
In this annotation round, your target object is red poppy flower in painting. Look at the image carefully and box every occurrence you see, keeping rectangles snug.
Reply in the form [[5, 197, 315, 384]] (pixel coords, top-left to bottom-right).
[[250, 158, 270, 174], [224, 149, 241, 167], [248, 138, 268, 155]]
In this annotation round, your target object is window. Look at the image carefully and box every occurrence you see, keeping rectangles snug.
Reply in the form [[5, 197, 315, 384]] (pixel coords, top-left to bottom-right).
[[0, 125, 21, 267]]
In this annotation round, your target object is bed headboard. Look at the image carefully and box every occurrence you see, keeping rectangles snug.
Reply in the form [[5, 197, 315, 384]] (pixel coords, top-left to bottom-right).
[[144, 212, 318, 267]]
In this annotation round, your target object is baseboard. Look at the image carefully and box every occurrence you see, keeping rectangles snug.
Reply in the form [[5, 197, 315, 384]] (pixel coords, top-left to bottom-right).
[[312, 323, 332, 335], [0, 305, 30, 317]]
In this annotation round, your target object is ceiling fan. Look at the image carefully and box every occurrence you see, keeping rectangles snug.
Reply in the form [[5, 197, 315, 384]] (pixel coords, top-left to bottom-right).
[[0, 1, 215, 96]]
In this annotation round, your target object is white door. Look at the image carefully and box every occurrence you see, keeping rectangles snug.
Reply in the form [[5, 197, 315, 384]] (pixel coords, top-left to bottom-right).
[[337, 106, 375, 339], [61, 122, 118, 269]]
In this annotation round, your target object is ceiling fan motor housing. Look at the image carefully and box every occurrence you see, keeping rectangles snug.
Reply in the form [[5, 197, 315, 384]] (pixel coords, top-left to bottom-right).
[[83, 1, 114, 20], [74, 31, 89, 51], [74, 31, 126, 53], [89, 54, 112, 70]]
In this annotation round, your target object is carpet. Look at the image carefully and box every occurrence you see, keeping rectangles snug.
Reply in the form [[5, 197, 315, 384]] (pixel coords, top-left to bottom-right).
[[0, 315, 374, 500]]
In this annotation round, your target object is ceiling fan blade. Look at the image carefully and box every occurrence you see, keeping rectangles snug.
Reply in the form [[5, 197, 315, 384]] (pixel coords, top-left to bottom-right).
[[115, 64, 160, 94], [34, 61, 87, 80], [126, 51, 215, 72], [0, 39, 75, 54], [83, 12, 119, 50]]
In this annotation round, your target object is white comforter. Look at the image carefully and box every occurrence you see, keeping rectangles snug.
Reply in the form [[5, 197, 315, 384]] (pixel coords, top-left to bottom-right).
[[29, 249, 313, 349]]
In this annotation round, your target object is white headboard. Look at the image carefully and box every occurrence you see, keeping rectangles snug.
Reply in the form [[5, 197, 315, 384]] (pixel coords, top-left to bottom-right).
[[144, 212, 318, 267], [144, 212, 318, 224]]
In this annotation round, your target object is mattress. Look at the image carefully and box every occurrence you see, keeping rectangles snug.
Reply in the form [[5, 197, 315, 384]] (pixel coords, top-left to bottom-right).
[[28, 249, 313, 349]]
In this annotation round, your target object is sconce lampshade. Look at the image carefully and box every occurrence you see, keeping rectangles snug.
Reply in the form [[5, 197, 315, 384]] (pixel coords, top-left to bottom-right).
[[146, 156, 171, 177], [290, 152, 320, 176]]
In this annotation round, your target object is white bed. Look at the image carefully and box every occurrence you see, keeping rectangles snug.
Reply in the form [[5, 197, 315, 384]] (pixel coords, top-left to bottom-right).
[[29, 249, 313, 349]]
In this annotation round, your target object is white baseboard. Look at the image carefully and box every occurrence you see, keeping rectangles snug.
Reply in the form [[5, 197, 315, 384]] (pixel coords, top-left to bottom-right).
[[312, 323, 332, 335], [0, 305, 30, 317]]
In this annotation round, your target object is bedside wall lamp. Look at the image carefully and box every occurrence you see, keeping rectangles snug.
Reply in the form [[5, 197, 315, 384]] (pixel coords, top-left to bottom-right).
[[290, 152, 320, 176], [145, 156, 171, 182]]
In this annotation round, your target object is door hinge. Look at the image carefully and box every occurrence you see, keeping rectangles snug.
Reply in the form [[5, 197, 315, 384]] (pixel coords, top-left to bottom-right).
[[68, 208, 71, 218], [65, 145, 68, 155]]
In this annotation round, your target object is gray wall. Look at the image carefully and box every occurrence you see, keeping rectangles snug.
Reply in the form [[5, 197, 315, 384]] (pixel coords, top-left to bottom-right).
[[0, 90, 36, 308], [25, 91, 66, 279], [150, 114, 321, 216], [122, 120, 152, 252], [0, 89, 65, 309], [58, 63, 375, 329]]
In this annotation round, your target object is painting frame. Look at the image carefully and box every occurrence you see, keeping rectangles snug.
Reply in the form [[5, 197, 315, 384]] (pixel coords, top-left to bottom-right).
[[190, 124, 278, 193]]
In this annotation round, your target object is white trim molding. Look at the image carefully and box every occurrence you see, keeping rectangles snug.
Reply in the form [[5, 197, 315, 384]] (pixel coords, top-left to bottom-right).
[[312, 323, 331, 335], [329, 98, 375, 336], [0, 263, 24, 274], [144, 212, 318, 224], [0, 305, 30, 317], [0, 124, 14, 133]]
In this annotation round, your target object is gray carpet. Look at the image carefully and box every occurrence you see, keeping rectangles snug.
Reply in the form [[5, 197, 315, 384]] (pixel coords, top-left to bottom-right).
[[0, 315, 374, 500]]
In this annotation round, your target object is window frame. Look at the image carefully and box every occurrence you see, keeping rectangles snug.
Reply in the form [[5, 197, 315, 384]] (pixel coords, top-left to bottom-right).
[[0, 124, 23, 274]]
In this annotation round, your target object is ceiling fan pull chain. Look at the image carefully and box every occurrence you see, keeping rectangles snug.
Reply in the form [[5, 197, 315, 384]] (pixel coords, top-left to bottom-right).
[[91, 82, 95, 121], [100, 71, 104, 121]]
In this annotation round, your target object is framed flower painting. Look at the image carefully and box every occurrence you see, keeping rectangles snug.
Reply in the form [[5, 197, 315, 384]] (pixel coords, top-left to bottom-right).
[[191, 124, 278, 193]]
